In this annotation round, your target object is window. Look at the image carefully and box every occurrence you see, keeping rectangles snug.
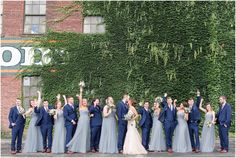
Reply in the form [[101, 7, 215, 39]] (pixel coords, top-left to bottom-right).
[[22, 76, 42, 107], [24, 0, 46, 34], [83, 16, 105, 34]]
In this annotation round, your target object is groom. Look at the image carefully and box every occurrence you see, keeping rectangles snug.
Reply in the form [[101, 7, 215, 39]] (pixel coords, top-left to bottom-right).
[[159, 93, 177, 153], [117, 93, 129, 153], [138, 101, 153, 151]]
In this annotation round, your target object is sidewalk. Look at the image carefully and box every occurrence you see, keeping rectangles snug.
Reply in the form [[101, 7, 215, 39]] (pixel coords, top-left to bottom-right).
[[1, 138, 235, 157]]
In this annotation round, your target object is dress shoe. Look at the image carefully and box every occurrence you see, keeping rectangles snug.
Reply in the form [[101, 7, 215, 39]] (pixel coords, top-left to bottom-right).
[[147, 149, 154, 152], [217, 148, 223, 152], [11, 151, 16, 154], [46, 149, 51, 153], [220, 150, 228, 153], [16, 150, 22, 153], [42, 149, 47, 153], [192, 148, 196, 152], [119, 150, 123, 154], [91, 149, 96, 153], [195, 149, 200, 153], [67, 151, 74, 154], [167, 149, 173, 153]]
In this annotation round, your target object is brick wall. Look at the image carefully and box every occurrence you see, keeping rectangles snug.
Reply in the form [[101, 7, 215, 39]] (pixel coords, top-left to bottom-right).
[[1, 76, 22, 132], [1, 1, 83, 132]]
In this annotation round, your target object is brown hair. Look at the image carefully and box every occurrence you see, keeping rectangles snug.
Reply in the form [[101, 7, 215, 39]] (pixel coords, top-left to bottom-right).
[[129, 99, 137, 107], [29, 99, 34, 108], [182, 101, 188, 107]]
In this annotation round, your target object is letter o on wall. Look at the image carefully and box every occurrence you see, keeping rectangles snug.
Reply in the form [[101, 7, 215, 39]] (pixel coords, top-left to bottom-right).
[[0, 47, 21, 66]]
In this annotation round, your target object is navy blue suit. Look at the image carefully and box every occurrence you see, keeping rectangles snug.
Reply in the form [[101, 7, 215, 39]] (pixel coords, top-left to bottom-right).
[[138, 107, 153, 150], [63, 103, 78, 151], [216, 103, 232, 151], [159, 97, 177, 149], [35, 105, 54, 150], [117, 100, 129, 150], [187, 96, 201, 150], [88, 104, 103, 150], [8, 106, 26, 151]]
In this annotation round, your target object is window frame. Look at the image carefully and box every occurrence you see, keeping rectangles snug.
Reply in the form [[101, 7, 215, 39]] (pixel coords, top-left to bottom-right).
[[23, 1, 46, 35]]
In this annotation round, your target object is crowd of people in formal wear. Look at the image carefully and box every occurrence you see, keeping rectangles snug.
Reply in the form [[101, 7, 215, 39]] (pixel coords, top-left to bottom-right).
[[8, 83, 232, 155]]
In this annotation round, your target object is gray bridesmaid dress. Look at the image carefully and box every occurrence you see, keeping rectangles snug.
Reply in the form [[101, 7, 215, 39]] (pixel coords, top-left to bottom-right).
[[200, 112, 215, 152], [173, 111, 192, 153], [149, 112, 166, 151], [52, 109, 66, 153], [66, 108, 90, 153], [99, 106, 118, 153], [23, 111, 43, 153]]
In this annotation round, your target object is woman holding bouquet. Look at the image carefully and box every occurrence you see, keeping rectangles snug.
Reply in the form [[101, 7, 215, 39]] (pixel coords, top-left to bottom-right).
[[172, 101, 192, 153], [23, 91, 43, 153], [66, 82, 90, 153], [123, 99, 147, 155], [149, 101, 166, 152], [99, 97, 118, 153], [51, 94, 66, 153], [199, 99, 215, 152]]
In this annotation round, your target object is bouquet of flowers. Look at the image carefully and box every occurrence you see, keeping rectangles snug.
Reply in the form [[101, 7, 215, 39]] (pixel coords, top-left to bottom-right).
[[124, 111, 133, 121], [206, 121, 212, 127], [155, 96, 163, 104], [184, 107, 191, 113], [107, 104, 115, 111], [79, 81, 85, 87], [49, 109, 57, 116]]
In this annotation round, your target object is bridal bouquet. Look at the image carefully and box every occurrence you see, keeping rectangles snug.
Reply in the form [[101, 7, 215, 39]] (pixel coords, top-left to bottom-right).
[[155, 96, 163, 104], [124, 111, 133, 121], [184, 107, 191, 113], [206, 121, 212, 127], [49, 109, 57, 116]]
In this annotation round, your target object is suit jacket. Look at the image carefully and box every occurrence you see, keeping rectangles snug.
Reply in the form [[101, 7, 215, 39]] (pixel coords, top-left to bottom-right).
[[63, 104, 79, 126], [216, 103, 232, 127], [138, 107, 153, 128], [88, 104, 103, 127], [8, 106, 26, 128], [116, 100, 129, 125], [188, 96, 201, 124], [35, 105, 54, 126]]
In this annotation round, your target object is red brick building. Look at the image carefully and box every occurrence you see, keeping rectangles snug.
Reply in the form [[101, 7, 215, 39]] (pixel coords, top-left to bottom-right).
[[1, 0, 105, 132]]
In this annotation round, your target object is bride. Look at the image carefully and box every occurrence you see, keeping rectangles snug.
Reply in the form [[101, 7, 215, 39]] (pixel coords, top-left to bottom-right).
[[123, 99, 148, 155]]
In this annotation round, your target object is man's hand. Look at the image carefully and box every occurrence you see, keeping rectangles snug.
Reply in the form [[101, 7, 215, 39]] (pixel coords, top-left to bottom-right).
[[224, 124, 227, 128], [11, 123, 16, 127], [71, 120, 76, 125], [56, 94, 61, 100]]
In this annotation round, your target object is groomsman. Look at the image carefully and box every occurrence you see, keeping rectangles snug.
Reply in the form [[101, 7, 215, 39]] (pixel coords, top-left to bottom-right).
[[159, 93, 177, 153], [89, 98, 103, 152], [63, 96, 79, 153], [187, 90, 201, 153], [216, 95, 232, 153], [8, 98, 26, 154], [117, 94, 129, 153], [138, 101, 153, 151], [35, 100, 54, 153]]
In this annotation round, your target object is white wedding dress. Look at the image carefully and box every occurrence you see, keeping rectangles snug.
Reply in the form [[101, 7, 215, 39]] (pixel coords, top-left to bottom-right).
[[123, 110, 148, 155]]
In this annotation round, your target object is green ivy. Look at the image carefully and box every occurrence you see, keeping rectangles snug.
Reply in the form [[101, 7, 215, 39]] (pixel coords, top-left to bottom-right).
[[20, 1, 235, 132]]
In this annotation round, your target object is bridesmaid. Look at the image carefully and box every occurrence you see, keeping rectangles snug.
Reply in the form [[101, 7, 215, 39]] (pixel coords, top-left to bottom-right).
[[23, 91, 43, 153], [51, 94, 66, 154], [99, 97, 118, 154], [172, 100, 192, 153], [66, 83, 90, 153], [199, 98, 215, 152], [149, 101, 166, 152]]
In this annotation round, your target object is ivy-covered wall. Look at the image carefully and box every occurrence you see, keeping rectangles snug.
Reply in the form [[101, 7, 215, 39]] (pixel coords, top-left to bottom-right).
[[21, 1, 235, 131]]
